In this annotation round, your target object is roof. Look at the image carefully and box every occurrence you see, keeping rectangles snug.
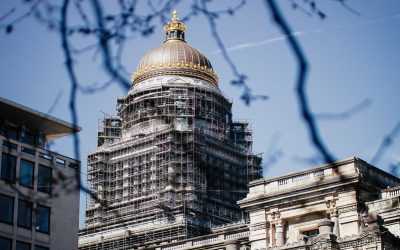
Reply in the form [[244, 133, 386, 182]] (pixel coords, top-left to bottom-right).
[[0, 97, 81, 141], [130, 11, 219, 85]]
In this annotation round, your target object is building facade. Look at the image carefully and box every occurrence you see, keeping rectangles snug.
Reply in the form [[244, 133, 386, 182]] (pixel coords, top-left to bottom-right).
[[239, 157, 400, 250], [156, 157, 400, 250], [0, 97, 81, 250], [78, 11, 262, 249]]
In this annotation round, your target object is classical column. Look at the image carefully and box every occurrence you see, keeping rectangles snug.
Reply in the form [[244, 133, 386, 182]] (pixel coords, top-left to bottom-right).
[[225, 240, 239, 250], [317, 219, 333, 234], [326, 200, 340, 237], [275, 220, 285, 247], [330, 208, 340, 237]]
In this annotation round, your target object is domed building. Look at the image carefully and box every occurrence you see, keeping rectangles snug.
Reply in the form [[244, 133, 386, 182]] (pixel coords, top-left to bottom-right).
[[79, 11, 262, 249]]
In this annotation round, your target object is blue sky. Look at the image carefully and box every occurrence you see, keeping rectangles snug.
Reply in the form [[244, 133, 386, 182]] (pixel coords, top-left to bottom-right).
[[1, 0, 399, 227]]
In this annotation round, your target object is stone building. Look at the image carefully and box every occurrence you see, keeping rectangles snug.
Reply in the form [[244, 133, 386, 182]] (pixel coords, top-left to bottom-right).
[[157, 157, 400, 250], [78, 11, 262, 249], [239, 157, 400, 250], [0, 97, 81, 250]]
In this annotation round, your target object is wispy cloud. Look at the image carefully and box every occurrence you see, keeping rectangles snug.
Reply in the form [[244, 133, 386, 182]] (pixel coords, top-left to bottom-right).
[[208, 14, 400, 56]]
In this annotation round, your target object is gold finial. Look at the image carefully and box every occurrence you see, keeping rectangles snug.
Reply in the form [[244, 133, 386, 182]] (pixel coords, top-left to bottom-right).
[[164, 10, 186, 33], [172, 10, 178, 23]]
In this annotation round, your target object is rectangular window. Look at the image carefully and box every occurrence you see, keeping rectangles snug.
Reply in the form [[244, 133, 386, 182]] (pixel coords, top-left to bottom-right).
[[19, 160, 34, 188], [21, 147, 35, 155], [18, 200, 32, 229], [39, 153, 53, 161], [21, 131, 35, 146], [4, 126, 19, 141], [35, 205, 50, 233], [37, 165, 52, 194], [2, 140, 18, 150], [34, 246, 48, 250], [0, 194, 14, 224], [1, 153, 17, 182], [0, 236, 12, 250], [16, 241, 31, 250]]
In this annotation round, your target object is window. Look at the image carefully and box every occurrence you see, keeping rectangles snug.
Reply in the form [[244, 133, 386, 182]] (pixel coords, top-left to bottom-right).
[[21, 147, 35, 155], [302, 229, 319, 238], [0, 194, 14, 224], [16, 241, 31, 250], [19, 160, 34, 187], [18, 200, 32, 229], [4, 125, 19, 140], [1, 153, 17, 182], [35, 205, 50, 233], [34, 246, 48, 250], [0, 236, 12, 250], [37, 165, 52, 193], [21, 131, 35, 146], [2, 140, 17, 150]]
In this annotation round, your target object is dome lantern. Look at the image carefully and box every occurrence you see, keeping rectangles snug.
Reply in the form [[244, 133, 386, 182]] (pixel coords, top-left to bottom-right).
[[164, 10, 186, 42]]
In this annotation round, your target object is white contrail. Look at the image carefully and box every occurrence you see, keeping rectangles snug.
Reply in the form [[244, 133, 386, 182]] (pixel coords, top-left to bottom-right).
[[208, 14, 400, 56]]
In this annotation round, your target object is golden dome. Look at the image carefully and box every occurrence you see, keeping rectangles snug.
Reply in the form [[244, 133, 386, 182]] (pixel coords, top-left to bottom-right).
[[131, 11, 218, 85]]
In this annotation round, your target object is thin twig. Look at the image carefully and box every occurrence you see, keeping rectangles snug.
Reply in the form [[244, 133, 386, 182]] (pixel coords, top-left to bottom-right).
[[91, 0, 131, 91], [371, 121, 400, 165], [196, 0, 267, 105], [316, 98, 371, 120], [0, 7, 16, 23]]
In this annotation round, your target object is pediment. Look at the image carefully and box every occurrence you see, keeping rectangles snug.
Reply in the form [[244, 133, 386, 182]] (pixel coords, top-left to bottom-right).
[[167, 77, 189, 84]]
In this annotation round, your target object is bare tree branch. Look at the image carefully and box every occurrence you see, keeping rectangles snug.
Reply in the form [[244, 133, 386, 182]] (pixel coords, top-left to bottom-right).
[[45, 90, 63, 115], [264, 0, 336, 164], [196, 0, 268, 105], [371, 121, 400, 165], [90, 0, 130, 91], [316, 98, 371, 120], [60, 0, 87, 196], [0, 7, 16, 23]]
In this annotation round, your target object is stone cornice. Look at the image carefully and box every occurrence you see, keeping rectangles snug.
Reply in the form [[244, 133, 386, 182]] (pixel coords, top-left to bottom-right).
[[248, 157, 357, 188], [239, 174, 359, 211]]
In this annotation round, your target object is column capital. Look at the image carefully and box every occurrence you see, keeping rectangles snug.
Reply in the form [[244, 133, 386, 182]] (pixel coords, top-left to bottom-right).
[[271, 210, 280, 220], [327, 207, 338, 217]]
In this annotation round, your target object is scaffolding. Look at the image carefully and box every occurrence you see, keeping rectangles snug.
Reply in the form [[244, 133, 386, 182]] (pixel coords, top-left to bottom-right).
[[79, 79, 262, 249], [97, 116, 122, 147]]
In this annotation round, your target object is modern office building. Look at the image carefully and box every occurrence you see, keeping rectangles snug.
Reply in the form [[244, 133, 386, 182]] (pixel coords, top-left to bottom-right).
[[78, 11, 262, 249], [0, 97, 81, 250]]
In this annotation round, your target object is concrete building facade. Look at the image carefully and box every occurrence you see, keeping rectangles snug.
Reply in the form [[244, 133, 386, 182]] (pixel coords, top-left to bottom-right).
[[0, 97, 81, 250]]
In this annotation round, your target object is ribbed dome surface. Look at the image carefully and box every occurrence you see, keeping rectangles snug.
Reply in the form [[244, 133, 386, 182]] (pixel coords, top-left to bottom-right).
[[137, 40, 213, 71], [131, 11, 218, 85], [131, 40, 218, 85]]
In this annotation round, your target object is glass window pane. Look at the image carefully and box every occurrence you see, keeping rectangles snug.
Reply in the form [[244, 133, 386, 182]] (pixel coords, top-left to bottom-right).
[[16, 241, 31, 250], [18, 200, 32, 229], [0, 194, 14, 224], [20, 160, 34, 187], [0, 237, 12, 250], [4, 126, 19, 140], [37, 165, 52, 194], [21, 131, 35, 145], [34, 246, 48, 250], [1, 153, 17, 182], [35, 205, 50, 233]]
